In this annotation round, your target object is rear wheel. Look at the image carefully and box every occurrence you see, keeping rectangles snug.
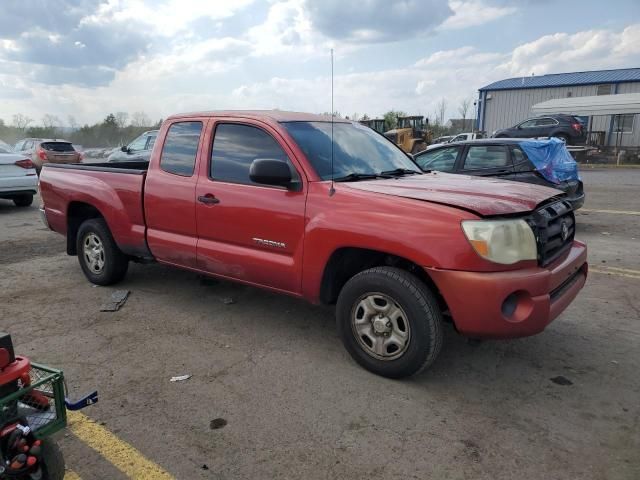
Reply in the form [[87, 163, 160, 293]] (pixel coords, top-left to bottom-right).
[[554, 133, 570, 144], [13, 194, 33, 207], [77, 218, 129, 285], [336, 267, 443, 378], [41, 438, 65, 480]]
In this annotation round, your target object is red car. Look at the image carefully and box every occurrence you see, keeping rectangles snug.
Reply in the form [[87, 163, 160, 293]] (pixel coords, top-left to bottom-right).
[[39, 111, 587, 378]]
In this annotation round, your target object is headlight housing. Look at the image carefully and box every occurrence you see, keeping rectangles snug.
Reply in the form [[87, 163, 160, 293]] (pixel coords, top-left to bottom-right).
[[461, 219, 537, 264]]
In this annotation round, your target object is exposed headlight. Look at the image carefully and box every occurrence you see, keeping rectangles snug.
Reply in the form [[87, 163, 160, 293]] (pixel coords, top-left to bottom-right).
[[461, 219, 537, 264]]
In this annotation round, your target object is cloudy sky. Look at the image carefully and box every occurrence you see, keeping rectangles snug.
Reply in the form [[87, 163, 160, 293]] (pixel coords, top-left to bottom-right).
[[1, 0, 639, 126]]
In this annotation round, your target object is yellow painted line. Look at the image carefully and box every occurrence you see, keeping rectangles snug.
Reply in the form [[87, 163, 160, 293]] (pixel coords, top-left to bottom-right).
[[603, 266, 640, 275], [590, 268, 640, 279], [580, 208, 640, 216], [67, 411, 174, 479], [65, 471, 83, 480]]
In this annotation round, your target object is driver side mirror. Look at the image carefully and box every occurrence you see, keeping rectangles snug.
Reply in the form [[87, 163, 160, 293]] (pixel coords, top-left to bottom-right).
[[121, 145, 129, 153], [249, 158, 292, 188]]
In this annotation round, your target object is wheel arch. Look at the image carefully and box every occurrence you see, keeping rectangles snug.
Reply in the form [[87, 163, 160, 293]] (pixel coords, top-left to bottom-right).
[[66, 202, 105, 255], [319, 247, 448, 313]]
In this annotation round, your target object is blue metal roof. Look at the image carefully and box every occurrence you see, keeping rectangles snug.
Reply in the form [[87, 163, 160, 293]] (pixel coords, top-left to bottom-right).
[[479, 68, 640, 91]]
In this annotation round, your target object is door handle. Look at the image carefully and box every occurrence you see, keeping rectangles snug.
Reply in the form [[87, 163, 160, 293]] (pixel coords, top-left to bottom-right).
[[198, 194, 220, 205]]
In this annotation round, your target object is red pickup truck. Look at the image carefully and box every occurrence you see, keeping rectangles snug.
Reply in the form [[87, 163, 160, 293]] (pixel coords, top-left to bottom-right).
[[39, 111, 587, 378]]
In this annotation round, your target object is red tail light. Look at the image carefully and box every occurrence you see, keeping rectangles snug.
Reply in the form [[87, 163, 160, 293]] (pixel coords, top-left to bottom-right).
[[571, 123, 582, 131], [78, 152, 84, 161], [15, 159, 36, 169], [37, 148, 47, 160]]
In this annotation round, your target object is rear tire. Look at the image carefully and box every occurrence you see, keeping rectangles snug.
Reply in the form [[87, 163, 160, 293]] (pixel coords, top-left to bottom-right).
[[41, 438, 65, 480], [77, 218, 129, 285], [336, 267, 443, 378], [554, 134, 570, 144], [13, 194, 33, 207]]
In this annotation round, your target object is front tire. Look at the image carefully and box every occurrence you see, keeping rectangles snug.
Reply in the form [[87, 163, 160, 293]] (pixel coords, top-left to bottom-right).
[[13, 194, 33, 207], [336, 267, 443, 378], [77, 218, 129, 285]]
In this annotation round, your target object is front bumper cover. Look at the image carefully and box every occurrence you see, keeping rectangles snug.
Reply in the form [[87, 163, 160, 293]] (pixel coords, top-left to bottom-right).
[[425, 240, 587, 338]]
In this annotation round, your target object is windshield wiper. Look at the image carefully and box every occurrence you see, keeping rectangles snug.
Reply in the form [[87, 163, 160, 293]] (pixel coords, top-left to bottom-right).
[[379, 168, 422, 177], [334, 172, 392, 182]]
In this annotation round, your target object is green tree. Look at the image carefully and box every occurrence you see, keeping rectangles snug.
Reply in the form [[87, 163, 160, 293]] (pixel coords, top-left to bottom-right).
[[383, 110, 407, 131]]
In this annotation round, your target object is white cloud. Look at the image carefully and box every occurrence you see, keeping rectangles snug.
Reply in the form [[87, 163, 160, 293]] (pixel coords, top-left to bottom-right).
[[504, 24, 640, 76], [230, 23, 640, 121], [440, 0, 516, 30], [246, 0, 316, 56], [1, 1, 639, 129], [86, 0, 256, 36]]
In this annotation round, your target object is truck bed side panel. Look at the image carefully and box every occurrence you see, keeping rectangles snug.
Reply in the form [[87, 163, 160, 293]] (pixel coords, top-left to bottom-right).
[[39, 167, 149, 257]]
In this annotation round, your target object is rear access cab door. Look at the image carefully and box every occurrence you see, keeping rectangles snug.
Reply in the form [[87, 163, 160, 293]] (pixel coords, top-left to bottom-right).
[[144, 119, 209, 269]]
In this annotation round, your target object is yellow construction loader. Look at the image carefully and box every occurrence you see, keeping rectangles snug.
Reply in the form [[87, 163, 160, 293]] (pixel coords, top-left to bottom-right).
[[384, 116, 432, 154]]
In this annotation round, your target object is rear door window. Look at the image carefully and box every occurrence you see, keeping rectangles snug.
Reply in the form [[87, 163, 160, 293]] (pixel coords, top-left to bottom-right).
[[463, 145, 510, 170], [159, 121, 203, 177], [414, 146, 460, 172], [535, 118, 558, 127], [510, 146, 533, 172], [518, 120, 537, 129]]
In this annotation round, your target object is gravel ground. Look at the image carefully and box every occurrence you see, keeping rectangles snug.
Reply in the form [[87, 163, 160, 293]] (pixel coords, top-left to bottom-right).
[[1, 168, 638, 480]]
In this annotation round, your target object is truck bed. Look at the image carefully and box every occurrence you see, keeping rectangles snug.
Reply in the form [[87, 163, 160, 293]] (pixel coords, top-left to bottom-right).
[[39, 162, 151, 258], [45, 161, 149, 174]]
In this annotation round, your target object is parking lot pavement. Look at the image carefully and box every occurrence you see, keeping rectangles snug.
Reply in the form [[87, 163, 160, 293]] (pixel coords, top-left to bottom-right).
[[1, 168, 639, 480]]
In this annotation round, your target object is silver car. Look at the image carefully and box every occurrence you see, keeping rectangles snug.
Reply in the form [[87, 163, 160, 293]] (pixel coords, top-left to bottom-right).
[[108, 130, 158, 162], [0, 140, 38, 207]]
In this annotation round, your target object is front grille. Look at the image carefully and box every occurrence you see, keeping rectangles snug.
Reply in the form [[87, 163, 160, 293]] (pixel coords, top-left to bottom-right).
[[527, 200, 575, 266]]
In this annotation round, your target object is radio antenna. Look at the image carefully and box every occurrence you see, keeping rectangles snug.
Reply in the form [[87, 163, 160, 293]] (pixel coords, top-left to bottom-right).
[[329, 48, 336, 197]]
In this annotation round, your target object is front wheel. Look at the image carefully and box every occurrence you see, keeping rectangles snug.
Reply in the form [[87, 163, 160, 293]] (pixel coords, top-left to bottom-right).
[[336, 267, 443, 378], [41, 438, 65, 480], [77, 218, 129, 285]]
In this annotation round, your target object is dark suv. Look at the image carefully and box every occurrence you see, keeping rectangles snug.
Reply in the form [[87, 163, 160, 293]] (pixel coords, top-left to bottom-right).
[[492, 115, 586, 145]]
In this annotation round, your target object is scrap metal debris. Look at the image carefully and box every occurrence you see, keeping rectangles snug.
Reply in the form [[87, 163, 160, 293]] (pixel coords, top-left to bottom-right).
[[170, 375, 192, 382], [210, 418, 227, 430], [100, 290, 130, 312], [550, 375, 573, 386]]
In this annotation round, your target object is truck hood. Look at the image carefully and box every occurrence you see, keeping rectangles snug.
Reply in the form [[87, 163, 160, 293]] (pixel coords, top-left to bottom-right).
[[342, 172, 563, 216]]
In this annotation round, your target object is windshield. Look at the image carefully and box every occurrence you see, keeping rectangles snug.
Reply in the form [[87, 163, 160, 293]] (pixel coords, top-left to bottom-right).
[[282, 121, 419, 180], [0, 140, 13, 154]]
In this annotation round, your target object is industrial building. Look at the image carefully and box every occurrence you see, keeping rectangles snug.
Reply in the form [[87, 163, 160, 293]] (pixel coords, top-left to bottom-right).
[[477, 68, 640, 149]]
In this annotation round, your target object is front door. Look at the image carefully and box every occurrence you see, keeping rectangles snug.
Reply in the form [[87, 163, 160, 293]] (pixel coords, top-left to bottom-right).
[[195, 120, 307, 294]]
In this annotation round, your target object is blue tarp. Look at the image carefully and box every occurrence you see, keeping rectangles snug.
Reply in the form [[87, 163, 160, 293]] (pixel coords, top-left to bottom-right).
[[519, 138, 580, 184]]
